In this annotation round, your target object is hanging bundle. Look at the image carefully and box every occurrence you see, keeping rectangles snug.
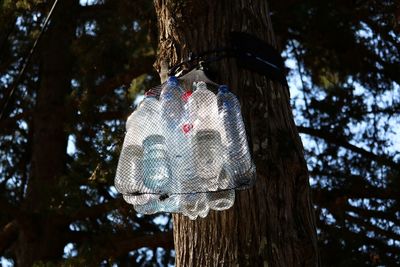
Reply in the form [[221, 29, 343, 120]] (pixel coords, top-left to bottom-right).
[[115, 75, 256, 219], [115, 32, 287, 220]]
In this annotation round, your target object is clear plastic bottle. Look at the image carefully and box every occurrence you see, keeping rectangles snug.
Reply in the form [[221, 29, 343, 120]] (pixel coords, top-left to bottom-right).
[[135, 194, 181, 214], [180, 90, 200, 193], [161, 194, 182, 213], [135, 197, 160, 215], [181, 193, 209, 220], [217, 85, 255, 188], [115, 105, 150, 205], [160, 76, 185, 128], [142, 134, 171, 192], [115, 142, 150, 205], [140, 94, 172, 192], [208, 190, 235, 211], [189, 81, 224, 191], [159, 76, 190, 194]]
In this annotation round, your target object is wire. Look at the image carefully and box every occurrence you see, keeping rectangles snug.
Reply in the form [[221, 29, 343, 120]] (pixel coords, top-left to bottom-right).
[[0, 0, 60, 120], [168, 45, 285, 84], [168, 47, 233, 76]]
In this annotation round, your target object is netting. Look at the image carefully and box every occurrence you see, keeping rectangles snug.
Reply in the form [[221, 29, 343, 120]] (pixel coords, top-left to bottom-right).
[[115, 76, 256, 219]]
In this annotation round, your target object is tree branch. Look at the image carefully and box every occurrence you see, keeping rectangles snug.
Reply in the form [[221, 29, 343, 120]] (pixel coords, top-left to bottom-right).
[[297, 126, 399, 169], [346, 205, 400, 226], [70, 197, 126, 221], [94, 56, 155, 96], [319, 220, 400, 265], [0, 202, 17, 216], [314, 186, 397, 203], [99, 231, 174, 259], [77, 4, 113, 21], [310, 170, 399, 201], [77, 0, 152, 21], [0, 111, 31, 130], [0, 220, 18, 254], [344, 213, 400, 241], [68, 229, 173, 261]]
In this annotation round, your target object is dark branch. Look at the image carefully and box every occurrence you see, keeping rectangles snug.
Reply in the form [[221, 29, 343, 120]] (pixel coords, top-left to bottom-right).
[[77, 4, 113, 21], [0, 198, 18, 216], [70, 197, 126, 221], [319, 220, 400, 265], [0, 111, 31, 130], [346, 205, 400, 226], [344, 213, 400, 241], [68, 229, 173, 261], [94, 56, 155, 96], [314, 187, 397, 202], [99, 231, 174, 259], [0, 220, 18, 254], [297, 126, 399, 169]]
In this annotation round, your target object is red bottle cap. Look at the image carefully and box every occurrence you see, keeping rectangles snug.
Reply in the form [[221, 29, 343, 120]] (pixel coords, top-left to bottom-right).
[[145, 91, 156, 97], [182, 91, 192, 102], [182, 123, 193, 134]]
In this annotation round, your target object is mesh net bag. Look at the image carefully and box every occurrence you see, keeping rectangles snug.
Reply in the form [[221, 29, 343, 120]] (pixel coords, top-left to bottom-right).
[[115, 76, 256, 219]]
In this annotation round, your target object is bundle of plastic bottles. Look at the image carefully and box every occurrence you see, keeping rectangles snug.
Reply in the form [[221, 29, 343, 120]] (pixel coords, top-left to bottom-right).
[[115, 76, 256, 219]]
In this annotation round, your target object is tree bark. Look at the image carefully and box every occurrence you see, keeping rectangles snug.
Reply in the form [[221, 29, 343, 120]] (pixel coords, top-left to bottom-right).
[[153, 0, 319, 266], [13, 1, 77, 266]]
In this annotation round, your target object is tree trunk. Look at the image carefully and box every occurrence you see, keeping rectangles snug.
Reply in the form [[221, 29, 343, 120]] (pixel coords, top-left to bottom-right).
[[14, 1, 77, 266], [153, 0, 319, 266]]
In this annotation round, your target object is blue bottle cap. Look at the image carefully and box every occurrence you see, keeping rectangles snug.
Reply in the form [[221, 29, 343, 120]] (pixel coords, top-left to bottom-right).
[[218, 85, 229, 93], [167, 76, 179, 86]]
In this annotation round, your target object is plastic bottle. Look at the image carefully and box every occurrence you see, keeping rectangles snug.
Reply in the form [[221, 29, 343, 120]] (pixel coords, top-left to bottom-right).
[[115, 105, 150, 205], [159, 76, 189, 194], [160, 76, 185, 128], [140, 93, 172, 192], [179, 89, 200, 193], [217, 85, 255, 188], [189, 81, 224, 191], [115, 142, 150, 205], [135, 194, 181, 214], [181, 193, 209, 220], [208, 190, 235, 211]]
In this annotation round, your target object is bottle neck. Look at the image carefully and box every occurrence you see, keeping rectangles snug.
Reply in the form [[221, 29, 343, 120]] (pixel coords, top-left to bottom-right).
[[167, 76, 179, 87], [195, 81, 207, 91], [218, 85, 229, 94]]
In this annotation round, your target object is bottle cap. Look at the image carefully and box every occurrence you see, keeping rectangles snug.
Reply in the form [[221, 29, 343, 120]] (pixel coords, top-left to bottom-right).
[[196, 81, 207, 90], [182, 91, 192, 102], [144, 91, 156, 97], [218, 85, 229, 93], [167, 76, 179, 86], [182, 123, 193, 134]]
